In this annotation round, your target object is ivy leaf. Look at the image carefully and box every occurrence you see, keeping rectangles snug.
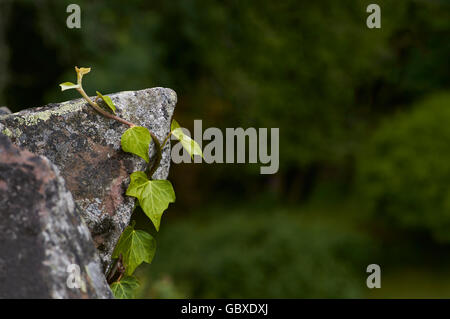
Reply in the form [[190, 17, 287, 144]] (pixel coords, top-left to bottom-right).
[[126, 172, 176, 231], [121, 126, 152, 163], [126, 171, 149, 197], [170, 118, 181, 131], [75, 66, 91, 83], [59, 82, 80, 91], [171, 119, 203, 159], [112, 222, 156, 275], [110, 276, 140, 299], [96, 91, 116, 114], [76, 67, 91, 76], [136, 180, 176, 231]]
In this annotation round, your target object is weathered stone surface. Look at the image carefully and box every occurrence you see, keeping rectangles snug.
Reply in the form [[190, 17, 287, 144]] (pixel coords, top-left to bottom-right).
[[0, 88, 176, 270], [0, 134, 113, 298], [0, 107, 11, 115]]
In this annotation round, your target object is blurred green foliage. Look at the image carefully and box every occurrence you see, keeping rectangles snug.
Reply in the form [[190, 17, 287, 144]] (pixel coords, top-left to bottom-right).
[[358, 93, 450, 243], [139, 208, 377, 298], [4, 0, 449, 172], [1, 0, 450, 298]]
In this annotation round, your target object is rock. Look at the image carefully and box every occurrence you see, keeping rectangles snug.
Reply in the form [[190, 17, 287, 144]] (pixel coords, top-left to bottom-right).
[[0, 106, 11, 115], [0, 88, 176, 270], [0, 134, 113, 298]]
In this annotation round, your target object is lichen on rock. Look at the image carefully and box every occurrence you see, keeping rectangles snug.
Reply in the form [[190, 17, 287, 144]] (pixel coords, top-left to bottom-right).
[[0, 87, 176, 271], [0, 134, 112, 298]]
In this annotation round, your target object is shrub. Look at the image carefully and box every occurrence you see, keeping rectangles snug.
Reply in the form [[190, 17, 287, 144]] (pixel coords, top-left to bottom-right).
[[139, 209, 376, 298], [357, 93, 450, 242]]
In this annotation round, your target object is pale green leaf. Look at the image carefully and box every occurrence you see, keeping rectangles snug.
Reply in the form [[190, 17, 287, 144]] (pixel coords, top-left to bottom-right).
[[76, 67, 91, 76], [137, 180, 176, 231], [59, 82, 80, 91], [126, 175, 175, 231], [126, 171, 149, 197], [171, 119, 203, 159], [110, 276, 140, 299], [171, 119, 181, 131], [75, 66, 91, 83], [96, 91, 116, 114], [121, 126, 152, 163], [112, 223, 156, 275]]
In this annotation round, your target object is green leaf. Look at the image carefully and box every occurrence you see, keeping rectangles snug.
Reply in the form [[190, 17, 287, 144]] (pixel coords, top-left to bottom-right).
[[126, 171, 149, 197], [76, 66, 91, 76], [75, 66, 91, 83], [121, 126, 152, 163], [171, 119, 203, 159], [112, 222, 156, 275], [126, 172, 176, 231], [110, 276, 140, 299], [59, 82, 80, 91], [170, 118, 181, 131], [96, 91, 116, 114]]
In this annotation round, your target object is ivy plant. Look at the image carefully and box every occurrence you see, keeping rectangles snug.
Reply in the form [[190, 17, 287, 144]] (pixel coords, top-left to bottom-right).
[[60, 66, 202, 298]]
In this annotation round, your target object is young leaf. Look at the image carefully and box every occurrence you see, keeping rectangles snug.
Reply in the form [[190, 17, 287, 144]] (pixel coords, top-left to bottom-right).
[[59, 82, 80, 91], [126, 173, 176, 231], [112, 222, 156, 275], [75, 66, 91, 84], [171, 119, 203, 159], [170, 118, 182, 132], [96, 91, 116, 114], [75, 66, 91, 76], [121, 126, 152, 163], [110, 276, 140, 299]]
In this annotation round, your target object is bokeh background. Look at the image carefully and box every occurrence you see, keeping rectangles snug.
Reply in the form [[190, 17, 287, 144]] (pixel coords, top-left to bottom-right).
[[1, 0, 450, 298]]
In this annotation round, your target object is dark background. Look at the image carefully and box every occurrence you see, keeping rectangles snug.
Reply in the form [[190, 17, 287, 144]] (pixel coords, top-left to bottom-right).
[[1, 0, 450, 298]]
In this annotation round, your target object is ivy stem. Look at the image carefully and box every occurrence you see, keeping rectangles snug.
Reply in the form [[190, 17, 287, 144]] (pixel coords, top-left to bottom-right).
[[76, 86, 136, 128], [161, 131, 172, 149], [76, 82, 163, 180], [147, 131, 162, 179]]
